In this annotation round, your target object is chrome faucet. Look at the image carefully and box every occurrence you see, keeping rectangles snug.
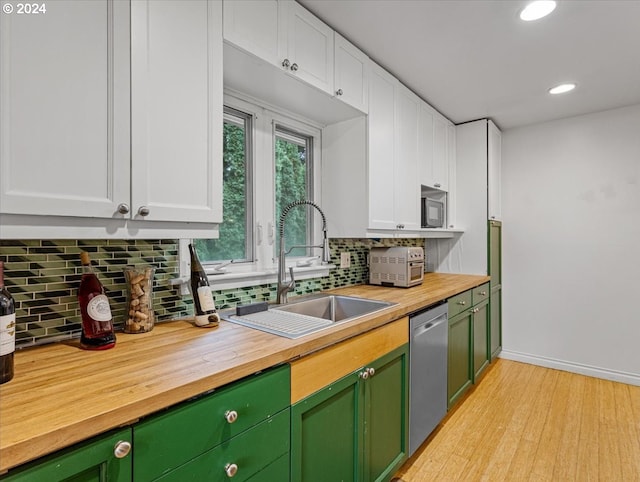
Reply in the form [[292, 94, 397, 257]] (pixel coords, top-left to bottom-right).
[[276, 200, 330, 304]]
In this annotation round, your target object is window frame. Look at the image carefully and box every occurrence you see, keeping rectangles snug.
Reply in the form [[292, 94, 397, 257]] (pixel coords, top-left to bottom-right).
[[176, 91, 331, 292]]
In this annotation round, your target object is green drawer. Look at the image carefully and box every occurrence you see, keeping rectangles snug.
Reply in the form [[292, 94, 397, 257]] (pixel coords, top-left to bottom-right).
[[156, 409, 290, 482], [134, 364, 290, 481], [448, 289, 472, 318], [472, 283, 490, 306]]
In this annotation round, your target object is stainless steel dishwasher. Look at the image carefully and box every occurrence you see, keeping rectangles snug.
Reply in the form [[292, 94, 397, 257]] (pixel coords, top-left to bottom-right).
[[409, 301, 448, 456]]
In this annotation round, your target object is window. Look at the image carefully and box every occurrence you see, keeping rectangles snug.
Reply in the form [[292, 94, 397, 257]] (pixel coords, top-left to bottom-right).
[[195, 107, 253, 263], [182, 93, 325, 287]]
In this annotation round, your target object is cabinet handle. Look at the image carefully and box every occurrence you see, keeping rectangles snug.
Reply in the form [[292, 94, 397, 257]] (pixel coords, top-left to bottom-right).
[[359, 370, 369, 380], [458, 301, 466, 306], [336, 88, 343, 96], [137, 206, 150, 217], [434, 183, 441, 188], [225, 463, 238, 478], [224, 410, 238, 424], [367, 367, 376, 377], [479, 291, 487, 296], [290, 62, 299, 72], [113, 440, 132, 459], [117, 203, 130, 215], [282, 58, 290, 68]]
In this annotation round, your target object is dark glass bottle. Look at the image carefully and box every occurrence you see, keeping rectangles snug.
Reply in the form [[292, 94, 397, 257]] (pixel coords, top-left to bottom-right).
[[0, 261, 16, 384], [188, 244, 220, 327], [78, 252, 116, 350]]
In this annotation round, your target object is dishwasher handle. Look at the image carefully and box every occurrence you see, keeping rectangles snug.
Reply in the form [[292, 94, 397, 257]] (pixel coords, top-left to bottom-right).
[[413, 315, 447, 337]]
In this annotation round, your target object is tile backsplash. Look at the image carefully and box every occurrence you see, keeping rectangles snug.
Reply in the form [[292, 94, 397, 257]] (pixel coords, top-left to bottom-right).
[[0, 238, 424, 349]]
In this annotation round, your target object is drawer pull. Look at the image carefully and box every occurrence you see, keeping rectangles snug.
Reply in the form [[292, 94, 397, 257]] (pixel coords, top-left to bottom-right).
[[225, 463, 238, 478], [367, 367, 376, 377], [472, 308, 479, 314], [359, 370, 369, 380], [458, 301, 466, 306], [479, 291, 487, 296], [224, 410, 238, 424], [113, 440, 132, 459]]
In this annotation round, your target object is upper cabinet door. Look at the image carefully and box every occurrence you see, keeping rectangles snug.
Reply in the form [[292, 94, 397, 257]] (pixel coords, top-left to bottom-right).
[[131, 0, 223, 223], [368, 64, 397, 231], [418, 105, 450, 192], [334, 33, 369, 113], [0, 0, 130, 218], [487, 120, 502, 221], [222, 0, 282, 65], [281, 0, 334, 95]]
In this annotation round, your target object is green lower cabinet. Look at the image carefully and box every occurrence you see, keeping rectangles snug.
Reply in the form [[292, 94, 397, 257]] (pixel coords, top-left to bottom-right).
[[472, 299, 490, 381], [291, 345, 409, 482], [490, 286, 502, 359], [155, 409, 290, 482], [447, 309, 473, 409], [0, 428, 132, 482]]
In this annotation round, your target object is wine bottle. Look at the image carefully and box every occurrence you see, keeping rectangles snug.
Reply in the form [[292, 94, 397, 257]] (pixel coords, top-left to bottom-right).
[[0, 261, 16, 385], [188, 244, 220, 327], [78, 252, 116, 350]]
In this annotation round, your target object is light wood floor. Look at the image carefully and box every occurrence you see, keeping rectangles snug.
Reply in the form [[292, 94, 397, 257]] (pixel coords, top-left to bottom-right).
[[395, 359, 640, 481]]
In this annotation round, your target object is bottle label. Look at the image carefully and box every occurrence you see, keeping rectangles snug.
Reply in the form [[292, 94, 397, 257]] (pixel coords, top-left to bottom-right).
[[197, 286, 216, 312], [87, 294, 112, 322], [0, 313, 16, 356]]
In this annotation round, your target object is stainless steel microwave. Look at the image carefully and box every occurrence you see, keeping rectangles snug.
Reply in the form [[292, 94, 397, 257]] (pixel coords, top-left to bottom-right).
[[421, 197, 444, 228]]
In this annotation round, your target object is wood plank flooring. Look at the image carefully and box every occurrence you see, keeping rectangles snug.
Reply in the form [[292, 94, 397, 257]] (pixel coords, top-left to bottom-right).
[[395, 359, 640, 481]]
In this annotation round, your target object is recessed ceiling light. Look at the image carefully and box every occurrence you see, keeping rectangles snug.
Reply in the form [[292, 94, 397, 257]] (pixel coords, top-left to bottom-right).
[[548, 83, 576, 94], [520, 1, 557, 21]]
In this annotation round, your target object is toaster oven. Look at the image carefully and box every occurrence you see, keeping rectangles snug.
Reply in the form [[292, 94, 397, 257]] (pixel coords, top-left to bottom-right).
[[369, 247, 424, 288]]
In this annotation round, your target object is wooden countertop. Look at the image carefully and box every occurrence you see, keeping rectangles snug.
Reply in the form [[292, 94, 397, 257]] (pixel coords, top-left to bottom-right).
[[0, 273, 489, 473]]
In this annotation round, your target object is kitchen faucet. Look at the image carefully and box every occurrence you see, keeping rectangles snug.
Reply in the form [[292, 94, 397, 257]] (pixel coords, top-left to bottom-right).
[[276, 200, 330, 304]]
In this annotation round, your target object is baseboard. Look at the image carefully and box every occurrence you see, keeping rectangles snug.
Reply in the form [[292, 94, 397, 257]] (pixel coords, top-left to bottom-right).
[[499, 350, 640, 387]]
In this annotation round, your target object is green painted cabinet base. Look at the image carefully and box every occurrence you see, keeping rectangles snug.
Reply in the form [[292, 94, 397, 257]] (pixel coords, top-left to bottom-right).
[[0, 428, 132, 482], [291, 344, 409, 482]]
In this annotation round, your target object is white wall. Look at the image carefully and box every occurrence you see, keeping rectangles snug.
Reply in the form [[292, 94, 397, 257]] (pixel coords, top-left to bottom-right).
[[501, 104, 640, 385]]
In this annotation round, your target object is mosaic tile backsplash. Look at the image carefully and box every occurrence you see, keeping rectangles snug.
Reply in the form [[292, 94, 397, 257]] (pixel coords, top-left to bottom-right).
[[0, 238, 425, 349]]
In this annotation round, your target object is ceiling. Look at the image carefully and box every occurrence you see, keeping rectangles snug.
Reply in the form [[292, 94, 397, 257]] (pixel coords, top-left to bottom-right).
[[298, 0, 640, 130]]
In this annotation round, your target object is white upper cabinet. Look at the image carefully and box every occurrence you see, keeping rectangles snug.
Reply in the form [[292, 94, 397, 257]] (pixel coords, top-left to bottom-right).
[[393, 84, 421, 231], [279, 0, 334, 95], [487, 120, 502, 220], [418, 104, 451, 191], [0, 0, 130, 219], [131, 0, 223, 223], [0, 0, 223, 237], [333, 33, 369, 113], [368, 64, 397, 231], [222, 0, 281, 65]]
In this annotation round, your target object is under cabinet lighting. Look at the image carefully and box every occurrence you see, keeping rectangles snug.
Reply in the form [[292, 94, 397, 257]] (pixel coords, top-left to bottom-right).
[[548, 83, 576, 94], [520, 1, 557, 21]]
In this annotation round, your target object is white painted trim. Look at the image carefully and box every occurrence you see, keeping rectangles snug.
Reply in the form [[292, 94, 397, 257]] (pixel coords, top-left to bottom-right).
[[499, 350, 640, 387]]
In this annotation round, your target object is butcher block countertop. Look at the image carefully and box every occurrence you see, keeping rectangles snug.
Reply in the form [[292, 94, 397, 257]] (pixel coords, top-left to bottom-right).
[[0, 272, 489, 473]]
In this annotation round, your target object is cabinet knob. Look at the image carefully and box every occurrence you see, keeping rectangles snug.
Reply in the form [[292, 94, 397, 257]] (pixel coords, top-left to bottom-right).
[[282, 58, 290, 68], [367, 367, 375, 377], [117, 203, 130, 215], [290, 62, 299, 72], [336, 88, 343, 96], [434, 183, 441, 188], [480, 291, 487, 296], [225, 463, 238, 478], [137, 206, 150, 217], [359, 370, 369, 380], [224, 410, 238, 424], [458, 301, 466, 306], [113, 440, 132, 459], [472, 308, 479, 313]]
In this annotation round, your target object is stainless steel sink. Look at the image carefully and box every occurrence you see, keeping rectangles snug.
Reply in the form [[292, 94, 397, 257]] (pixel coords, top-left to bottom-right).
[[222, 294, 396, 339], [271, 295, 393, 322]]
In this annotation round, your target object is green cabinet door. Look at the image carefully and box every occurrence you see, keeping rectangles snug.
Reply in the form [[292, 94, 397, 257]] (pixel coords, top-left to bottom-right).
[[472, 299, 490, 381], [0, 428, 132, 482], [365, 345, 409, 482], [291, 344, 409, 482], [291, 370, 362, 482], [488, 220, 502, 288], [490, 286, 502, 359], [448, 309, 472, 408]]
